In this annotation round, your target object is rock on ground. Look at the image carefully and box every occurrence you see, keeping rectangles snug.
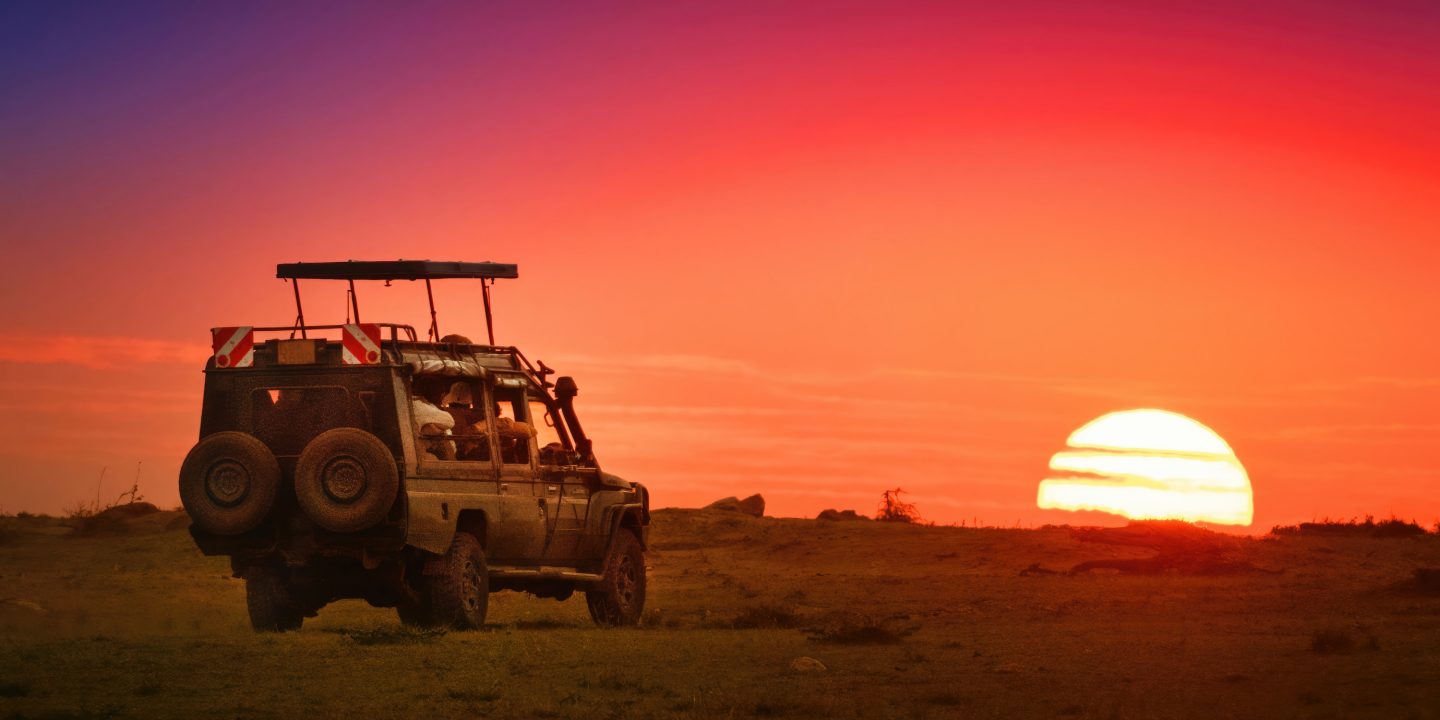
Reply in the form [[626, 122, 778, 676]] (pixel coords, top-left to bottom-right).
[[704, 494, 765, 518]]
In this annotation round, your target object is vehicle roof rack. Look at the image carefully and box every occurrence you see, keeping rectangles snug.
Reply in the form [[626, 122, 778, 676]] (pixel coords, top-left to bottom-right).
[[277, 260, 518, 281], [276, 259, 518, 345]]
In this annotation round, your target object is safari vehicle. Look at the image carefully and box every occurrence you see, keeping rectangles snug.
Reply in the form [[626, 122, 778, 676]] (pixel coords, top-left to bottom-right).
[[179, 260, 649, 632]]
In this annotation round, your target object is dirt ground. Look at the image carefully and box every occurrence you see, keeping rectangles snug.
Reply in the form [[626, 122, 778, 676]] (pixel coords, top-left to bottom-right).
[[1, 508, 1438, 719]]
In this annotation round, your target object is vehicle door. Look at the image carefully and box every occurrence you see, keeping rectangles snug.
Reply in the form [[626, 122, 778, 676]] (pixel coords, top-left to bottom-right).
[[404, 375, 525, 560], [532, 395, 591, 562], [492, 376, 550, 563]]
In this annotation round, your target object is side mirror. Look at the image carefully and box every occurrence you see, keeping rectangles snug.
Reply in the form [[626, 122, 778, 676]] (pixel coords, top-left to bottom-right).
[[554, 376, 578, 400]]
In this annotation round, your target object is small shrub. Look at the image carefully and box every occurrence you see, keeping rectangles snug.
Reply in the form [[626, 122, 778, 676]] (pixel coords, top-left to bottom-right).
[[63, 499, 97, 522], [641, 607, 682, 629], [807, 612, 913, 644], [729, 604, 801, 629], [1310, 627, 1355, 654]]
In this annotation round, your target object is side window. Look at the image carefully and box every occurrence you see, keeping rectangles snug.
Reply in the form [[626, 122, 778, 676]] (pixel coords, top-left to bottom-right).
[[529, 399, 566, 464], [493, 385, 534, 465], [528, 400, 563, 448], [412, 376, 491, 463]]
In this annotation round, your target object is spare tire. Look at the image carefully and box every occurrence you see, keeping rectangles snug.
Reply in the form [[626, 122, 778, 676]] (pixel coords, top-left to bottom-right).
[[179, 431, 281, 535], [294, 428, 399, 533]]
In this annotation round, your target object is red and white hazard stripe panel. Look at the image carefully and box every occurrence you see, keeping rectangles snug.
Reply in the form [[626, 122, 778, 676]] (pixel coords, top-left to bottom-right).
[[341, 323, 382, 365], [211, 327, 254, 369]]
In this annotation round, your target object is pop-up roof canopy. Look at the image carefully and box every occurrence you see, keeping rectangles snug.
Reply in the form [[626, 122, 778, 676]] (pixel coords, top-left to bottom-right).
[[277, 260, 518, 344]]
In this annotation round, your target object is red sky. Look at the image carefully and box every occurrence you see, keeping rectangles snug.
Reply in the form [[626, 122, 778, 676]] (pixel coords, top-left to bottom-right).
[[2, 1, 1438, 530]]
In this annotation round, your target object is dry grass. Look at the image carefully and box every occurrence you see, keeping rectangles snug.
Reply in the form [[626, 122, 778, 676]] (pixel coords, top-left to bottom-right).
[[331, 626, 448, 645], [0, 508, 1437, 719]]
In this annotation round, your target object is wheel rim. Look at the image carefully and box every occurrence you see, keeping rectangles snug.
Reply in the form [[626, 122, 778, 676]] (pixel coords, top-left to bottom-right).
[[320, 455, 368, 504], [615, 554, 637, 609], [205, 459, 250, 507]]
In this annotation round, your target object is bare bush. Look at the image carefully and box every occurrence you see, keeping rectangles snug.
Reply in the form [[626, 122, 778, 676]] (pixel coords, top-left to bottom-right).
[[65, 480, 147, 524], [877, 488, 921, 524]]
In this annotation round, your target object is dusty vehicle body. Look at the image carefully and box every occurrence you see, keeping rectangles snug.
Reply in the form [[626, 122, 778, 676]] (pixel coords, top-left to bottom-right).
[[180, 260, 649, 631]]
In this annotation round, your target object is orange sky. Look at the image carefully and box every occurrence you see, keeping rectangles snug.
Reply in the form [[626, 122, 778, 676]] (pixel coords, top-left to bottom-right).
[[2, 2, 1438, 530]]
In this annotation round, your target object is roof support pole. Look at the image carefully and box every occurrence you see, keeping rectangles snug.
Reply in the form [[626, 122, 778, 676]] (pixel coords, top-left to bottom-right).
[[347, 279, 361, 324], [291, 278, 307, 339], [482, 278, 496, 345], [425, 278, 440, 342]]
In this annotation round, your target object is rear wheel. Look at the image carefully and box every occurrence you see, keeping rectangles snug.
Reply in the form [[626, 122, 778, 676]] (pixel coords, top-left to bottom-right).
[[294, 428, 399, 533], [179, 432, 280, 535], [396, 598, 433, 627], [586, 529, 646, 626], [426, 533, 488, 630], [246, 567, 303, 633]]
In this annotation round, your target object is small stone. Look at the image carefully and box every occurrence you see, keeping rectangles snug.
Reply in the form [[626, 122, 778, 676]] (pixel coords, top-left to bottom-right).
[[790, 656, 827, 673], [3, 599, 46, 613]]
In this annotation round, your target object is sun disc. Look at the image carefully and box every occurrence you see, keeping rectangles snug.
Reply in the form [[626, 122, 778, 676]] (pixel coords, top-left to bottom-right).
[[1037, 409, 1253, 526]]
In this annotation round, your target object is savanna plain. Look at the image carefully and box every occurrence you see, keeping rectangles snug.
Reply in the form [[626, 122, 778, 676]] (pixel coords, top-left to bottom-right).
[[1, 507, 1438, 720]]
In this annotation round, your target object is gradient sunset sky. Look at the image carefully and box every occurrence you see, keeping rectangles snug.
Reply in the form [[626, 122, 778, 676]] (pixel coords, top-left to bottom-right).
[[2, 1, 1438, 530]]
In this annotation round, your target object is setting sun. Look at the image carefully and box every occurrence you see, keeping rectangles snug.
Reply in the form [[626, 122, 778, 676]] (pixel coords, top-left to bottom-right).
[[1037, 409, 1254, 526]]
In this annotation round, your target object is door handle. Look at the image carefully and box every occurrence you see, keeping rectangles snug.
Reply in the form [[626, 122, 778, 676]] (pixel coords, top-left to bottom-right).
[[547, 485, 559, 494]]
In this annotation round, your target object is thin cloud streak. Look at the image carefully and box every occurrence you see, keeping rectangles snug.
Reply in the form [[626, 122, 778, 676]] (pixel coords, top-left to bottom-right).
[[0, 335, 202, 368]]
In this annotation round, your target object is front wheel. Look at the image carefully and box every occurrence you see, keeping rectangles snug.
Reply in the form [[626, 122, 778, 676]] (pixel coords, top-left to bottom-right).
[[586, 529, 646, 626]]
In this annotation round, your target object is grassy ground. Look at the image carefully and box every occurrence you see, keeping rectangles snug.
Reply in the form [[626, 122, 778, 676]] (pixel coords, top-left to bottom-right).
[[1, 509, 1438, 719]]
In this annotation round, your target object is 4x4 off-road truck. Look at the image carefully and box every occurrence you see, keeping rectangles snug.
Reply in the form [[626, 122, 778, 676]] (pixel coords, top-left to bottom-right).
[[179, 261, 649, 632]]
